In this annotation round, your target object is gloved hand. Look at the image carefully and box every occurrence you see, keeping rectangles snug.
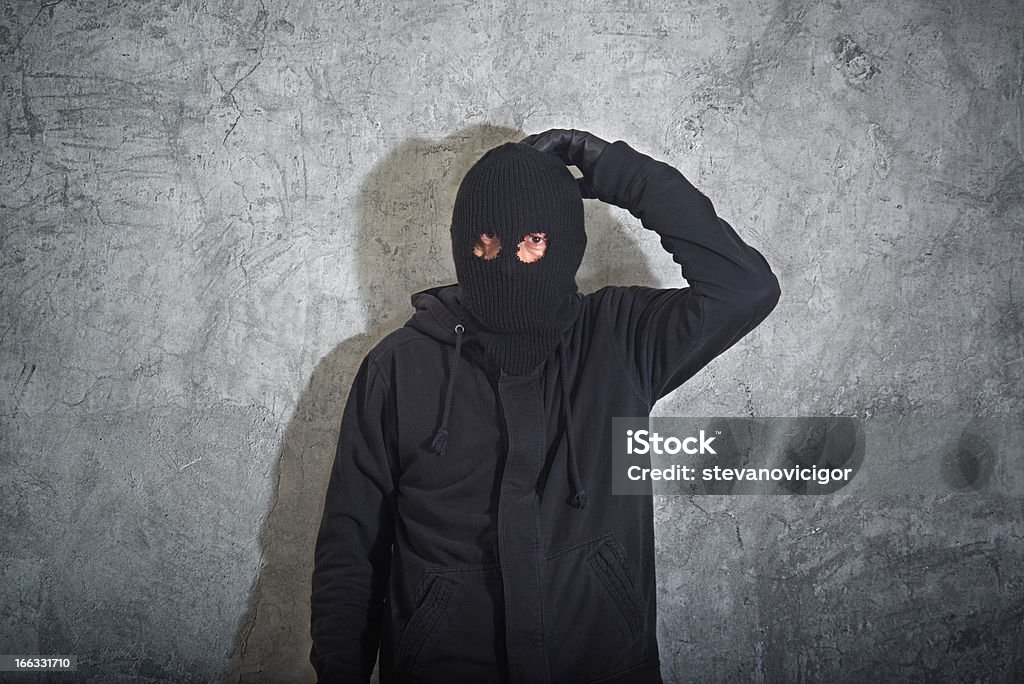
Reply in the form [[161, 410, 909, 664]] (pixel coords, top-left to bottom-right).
[[520, 128, 610, 200]]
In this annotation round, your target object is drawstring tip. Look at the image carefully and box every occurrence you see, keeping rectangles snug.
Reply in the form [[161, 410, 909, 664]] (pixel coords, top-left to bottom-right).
[[567, 490, 588, 509], [431, 429, 448, 456]]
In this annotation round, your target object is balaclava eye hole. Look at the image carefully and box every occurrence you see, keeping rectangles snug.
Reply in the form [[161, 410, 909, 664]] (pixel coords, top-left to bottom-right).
[[516, 232, 548, 264], [473, 232, 501, 260]]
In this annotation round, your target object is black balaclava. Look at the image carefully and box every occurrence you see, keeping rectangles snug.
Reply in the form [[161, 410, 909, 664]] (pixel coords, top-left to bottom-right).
[[451, 141, 586, 375]]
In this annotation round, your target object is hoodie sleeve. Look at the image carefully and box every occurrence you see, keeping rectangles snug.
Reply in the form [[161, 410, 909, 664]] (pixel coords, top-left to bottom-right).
[[588, 141, 781, 405], [310, 354, 396, 683]]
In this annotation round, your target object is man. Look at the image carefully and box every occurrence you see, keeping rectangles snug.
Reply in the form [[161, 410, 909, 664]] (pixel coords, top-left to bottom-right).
[[310, 129, 780, 683]]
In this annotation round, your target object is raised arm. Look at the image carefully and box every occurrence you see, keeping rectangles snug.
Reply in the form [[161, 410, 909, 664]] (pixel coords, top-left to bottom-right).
[[523, 129, 781, 404]]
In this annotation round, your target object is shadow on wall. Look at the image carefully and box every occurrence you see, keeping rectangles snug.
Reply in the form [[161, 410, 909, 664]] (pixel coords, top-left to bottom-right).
[[224, 123, 658, 683]]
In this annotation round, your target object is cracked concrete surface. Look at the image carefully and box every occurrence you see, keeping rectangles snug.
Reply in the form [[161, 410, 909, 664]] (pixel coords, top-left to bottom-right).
[[1, 0, 1022, 681]]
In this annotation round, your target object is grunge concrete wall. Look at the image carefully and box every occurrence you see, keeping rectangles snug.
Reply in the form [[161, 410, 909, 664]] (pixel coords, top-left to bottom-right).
[[1, 0, 1022, 682]]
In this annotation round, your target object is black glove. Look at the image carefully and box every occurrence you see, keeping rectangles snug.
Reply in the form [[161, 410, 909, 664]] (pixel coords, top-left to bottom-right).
[[520, 128, 610, 200]]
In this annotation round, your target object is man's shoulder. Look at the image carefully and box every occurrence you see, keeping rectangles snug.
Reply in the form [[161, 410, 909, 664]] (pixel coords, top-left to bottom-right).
[[580, 284, 674, 315], [581, 285, 625, 304], [366, 325, 443, 362], [583, 284, 672, 299]]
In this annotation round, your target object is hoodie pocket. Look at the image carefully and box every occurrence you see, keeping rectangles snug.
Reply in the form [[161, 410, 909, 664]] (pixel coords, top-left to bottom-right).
[[545, 534, 649, 682], [395, 565, 505, 681], [396, 573, 459, 672], [588, 537, 645, 643]]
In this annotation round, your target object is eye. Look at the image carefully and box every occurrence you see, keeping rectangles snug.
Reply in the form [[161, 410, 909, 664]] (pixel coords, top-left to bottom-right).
[[473, 233, 502, 260], [516, 232, 548, 263]]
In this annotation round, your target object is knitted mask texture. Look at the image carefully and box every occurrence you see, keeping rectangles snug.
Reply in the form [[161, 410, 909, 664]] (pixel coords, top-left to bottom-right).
[[450, 142, 586, 374]]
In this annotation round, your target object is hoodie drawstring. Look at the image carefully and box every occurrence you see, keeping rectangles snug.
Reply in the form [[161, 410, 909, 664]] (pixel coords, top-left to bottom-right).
[[560, 342, 587, 509], [431, 324, 464, 457], [431, 325, 586, 510]]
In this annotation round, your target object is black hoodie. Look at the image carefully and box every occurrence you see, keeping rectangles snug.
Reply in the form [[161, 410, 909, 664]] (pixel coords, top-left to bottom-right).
[[310, 141, 781, 683]]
